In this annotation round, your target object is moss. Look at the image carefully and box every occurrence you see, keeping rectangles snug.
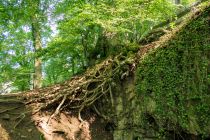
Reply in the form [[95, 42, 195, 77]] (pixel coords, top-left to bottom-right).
[[136, 6, 210, 138]]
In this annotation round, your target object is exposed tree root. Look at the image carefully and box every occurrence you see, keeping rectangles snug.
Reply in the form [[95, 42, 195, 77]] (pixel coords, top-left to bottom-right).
[[93, 105, 107, 120], [10, 2, 208, 129], [22, 54, 135, 124], [47, 95, 67, 123], [0, 106, 21, 114], [14, 113, 25, 128]]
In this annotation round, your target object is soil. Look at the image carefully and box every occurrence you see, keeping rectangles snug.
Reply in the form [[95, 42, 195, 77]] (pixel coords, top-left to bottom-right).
[[32, 109, 113, 140], [0, 95, 112, 140], [0, 101, 42, 140], [0, 124, 10, 140]]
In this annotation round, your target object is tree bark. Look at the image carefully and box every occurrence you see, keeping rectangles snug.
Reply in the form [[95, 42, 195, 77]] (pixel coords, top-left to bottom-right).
[[175, 0, 180, 4], [31, 0, 42, 89]]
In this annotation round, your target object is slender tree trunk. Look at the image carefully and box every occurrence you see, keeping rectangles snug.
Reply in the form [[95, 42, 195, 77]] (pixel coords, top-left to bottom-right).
[[82, 34, 88, 67], [72, 58, 75, 75], [175, 0, 180, 4], [31, 0, 42, 89]]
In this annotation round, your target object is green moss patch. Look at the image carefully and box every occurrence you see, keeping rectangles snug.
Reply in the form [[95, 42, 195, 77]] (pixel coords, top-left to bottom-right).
[[136, 6, 210, 138]]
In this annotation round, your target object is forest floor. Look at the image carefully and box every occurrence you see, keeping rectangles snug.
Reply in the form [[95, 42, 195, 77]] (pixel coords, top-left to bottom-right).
[[32, 109, 113, 140], [0, 95, 112, 140]]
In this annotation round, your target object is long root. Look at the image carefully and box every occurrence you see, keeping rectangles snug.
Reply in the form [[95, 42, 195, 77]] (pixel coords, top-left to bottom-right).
[[23, 54, 135, 121]]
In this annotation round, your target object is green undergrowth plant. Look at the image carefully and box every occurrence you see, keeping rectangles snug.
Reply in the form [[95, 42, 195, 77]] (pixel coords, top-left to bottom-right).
[[136, 6, 210, 138]]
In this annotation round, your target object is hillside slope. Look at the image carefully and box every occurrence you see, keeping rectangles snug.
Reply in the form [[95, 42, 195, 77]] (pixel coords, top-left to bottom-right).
[[0, 2, 209, 140]]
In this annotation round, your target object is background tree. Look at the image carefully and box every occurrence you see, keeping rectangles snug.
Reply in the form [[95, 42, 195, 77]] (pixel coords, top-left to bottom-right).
[[30, 0, 43, 89], [0, 0, 199, 92], [0, 0, 53, 91]]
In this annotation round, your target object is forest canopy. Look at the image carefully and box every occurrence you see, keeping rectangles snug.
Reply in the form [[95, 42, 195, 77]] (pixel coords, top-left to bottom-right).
[[0, 0, 199, 93]]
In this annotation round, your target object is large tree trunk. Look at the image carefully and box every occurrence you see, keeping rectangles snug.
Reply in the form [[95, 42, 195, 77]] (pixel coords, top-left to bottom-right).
[[31, 0, 42, 89]]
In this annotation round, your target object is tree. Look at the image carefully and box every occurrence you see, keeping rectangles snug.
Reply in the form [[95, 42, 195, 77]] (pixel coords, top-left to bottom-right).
[[30, 0, 43, 89], [51, 0, 177, 69], [0, 1, 208, 140], [0, 0, 54, 91]]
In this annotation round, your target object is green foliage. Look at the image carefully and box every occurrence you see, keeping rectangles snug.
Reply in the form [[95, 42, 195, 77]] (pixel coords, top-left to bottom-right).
[[0, 25, 34, 91], [44, 0, 177, 85], [0, 0, 52, 91], [136, 7, 210, 137], [181, 0, 200, 6], [56, 0, 177, 42], [0, 0, 197, 91]]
